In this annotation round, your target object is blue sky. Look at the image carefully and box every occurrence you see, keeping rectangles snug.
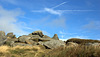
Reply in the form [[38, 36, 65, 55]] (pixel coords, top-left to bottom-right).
[[0, 0, 100, 40]]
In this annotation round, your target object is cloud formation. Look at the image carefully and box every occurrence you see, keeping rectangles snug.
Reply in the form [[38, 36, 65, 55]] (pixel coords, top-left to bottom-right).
[[44, 8, 62, 15], [0, 6, 29, 36], [83, 21, 100, 30]]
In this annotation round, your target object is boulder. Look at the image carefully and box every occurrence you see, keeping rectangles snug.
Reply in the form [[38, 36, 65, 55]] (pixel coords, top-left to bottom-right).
[[25, 40, 37, 45], [66, 42, 78, 47], [0, 31, 7, 46], [6, 32, 16, 38], [42, 35, 51, 38], [18, 35, 31, 42], [30, 35, 41, 39], [52, 34, 59, 40], [11, 43, 32, 47], [43, 40, 66, 49], [31, 31, 44, 37], [5, 38, 18, 46]]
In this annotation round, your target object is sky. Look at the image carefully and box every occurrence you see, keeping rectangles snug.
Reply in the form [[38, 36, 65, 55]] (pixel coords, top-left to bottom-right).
[[0, 0, 100, 41]]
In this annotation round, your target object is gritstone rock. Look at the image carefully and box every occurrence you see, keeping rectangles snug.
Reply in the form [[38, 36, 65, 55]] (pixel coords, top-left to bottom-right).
[[0, 31, 7, 46], [7, 32, 16, 39], [30, 31, 44, 37], [52, 34, 59, 40]]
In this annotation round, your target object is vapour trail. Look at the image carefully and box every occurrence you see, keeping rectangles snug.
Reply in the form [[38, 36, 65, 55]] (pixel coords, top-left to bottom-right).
[[52, 2, 67, 9]]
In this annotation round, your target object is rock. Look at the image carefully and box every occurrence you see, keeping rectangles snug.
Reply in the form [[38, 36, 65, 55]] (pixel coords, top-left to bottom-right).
[[0, 31, 7, 46], [66, 42, 78, 47], [11, 43, 32, 47], [37, 42, 44, 45], [43, 40, 66, 49], [0, 31, 5, 36], [5, 38, 18, 46], [39, 38, 52, 42], [25, 40, 37, 45], [42, 35, 51, 38], [31, 31, 44, 37], [52, 34, 59, 40], [7, 32, 16, 39], [18, 35, 31, 42], [28, 35, 41, 42], [30, 35, 41, 39]]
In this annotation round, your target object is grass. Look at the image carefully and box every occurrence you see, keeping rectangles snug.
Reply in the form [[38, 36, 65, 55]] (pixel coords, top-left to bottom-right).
[[0, 40, 100, 57], [66, 38, 100, 44], [42, 45, 100, 57]]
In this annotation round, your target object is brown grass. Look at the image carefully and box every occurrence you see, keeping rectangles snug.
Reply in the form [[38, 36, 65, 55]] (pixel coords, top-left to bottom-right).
[[66, 38, 100, 44], [0, 41, 100, 57]]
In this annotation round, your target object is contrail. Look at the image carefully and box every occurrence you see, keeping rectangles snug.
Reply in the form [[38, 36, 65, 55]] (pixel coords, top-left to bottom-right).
[[57, 10, 95, 12], [52, 2, 67, 9]]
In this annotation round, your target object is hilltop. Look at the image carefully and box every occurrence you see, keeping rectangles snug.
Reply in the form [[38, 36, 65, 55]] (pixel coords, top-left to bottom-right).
[[0, 31, 100, 57]]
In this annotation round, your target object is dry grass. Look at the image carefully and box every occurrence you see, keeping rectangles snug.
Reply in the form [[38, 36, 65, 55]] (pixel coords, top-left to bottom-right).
[[0, 42, 100, 57], [0, 45, 47, 57], [66, 38, 100, 44], [0, 45, 9, 53]]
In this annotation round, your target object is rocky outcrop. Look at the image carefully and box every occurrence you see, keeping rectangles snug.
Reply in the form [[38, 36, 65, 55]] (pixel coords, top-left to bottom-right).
[[66, 42, 78, 47], [0, 30, 66, 49], [18, 35, 31, 42], [52, 34, 59, 40], [43, 40, 66, 49], [5, 38, 18, 46], [11, 43, 33, 47], [0, 31, 7, 46], [29, 31, 44, 37], [7, 32, 16, 39], [42, 35, 51, 38]]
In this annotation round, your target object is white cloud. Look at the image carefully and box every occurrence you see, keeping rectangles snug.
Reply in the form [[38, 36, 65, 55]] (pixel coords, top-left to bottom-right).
[[0, 6, 29, 36], [44, 8, 62, 15]]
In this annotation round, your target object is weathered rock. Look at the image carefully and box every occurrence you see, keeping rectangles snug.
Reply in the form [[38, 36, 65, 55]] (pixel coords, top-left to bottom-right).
[[5, 38, 18, 46], [11, 43, 32, 47], [52, 34, 59, 40], [39, 38, 52, 42], [43, 40, 66, 49], [31, 31, 44, 37], [25, 40, 37, 45], [42, 35, 51, 38], [37, 42, 44, 45], [66, 42, 78, 47], [6, 32, 16, 38], [18, 35, 31, 42], [0, 31, 5, 36], [0, 31, 7, 46], [30, 35, 41, 39]]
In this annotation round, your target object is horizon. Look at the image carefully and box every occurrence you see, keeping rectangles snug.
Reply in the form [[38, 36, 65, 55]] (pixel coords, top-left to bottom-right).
[[0, 0, 100, 41]]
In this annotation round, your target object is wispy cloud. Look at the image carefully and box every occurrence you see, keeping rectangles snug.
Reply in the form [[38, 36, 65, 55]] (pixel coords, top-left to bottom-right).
[[83, 21, 100, 30], [31, 17, 67, 28], [44, 8, 62, 15], [0, 6, 29, 36], [52, 2, 67, 9], [32, 1, 67, 15]]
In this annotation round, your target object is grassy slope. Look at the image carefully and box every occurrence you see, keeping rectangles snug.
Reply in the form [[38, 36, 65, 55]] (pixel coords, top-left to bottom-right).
[[0, 38, 100, 57]]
